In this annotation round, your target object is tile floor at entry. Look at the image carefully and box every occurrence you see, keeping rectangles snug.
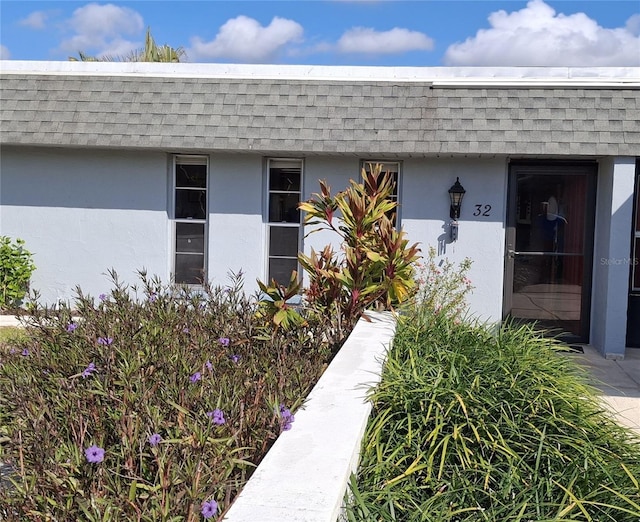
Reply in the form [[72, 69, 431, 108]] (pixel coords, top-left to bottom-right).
[[568, 346, 640, 435]]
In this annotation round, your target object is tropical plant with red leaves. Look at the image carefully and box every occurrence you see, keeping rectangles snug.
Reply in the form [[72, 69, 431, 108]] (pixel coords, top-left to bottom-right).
[[299, 164, 421, 337]]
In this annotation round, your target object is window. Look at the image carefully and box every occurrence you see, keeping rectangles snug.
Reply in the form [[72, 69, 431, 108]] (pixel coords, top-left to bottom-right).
[[173, 155, 207, 284], [267, 159, 302, 286], [362, 161, 400, 225]]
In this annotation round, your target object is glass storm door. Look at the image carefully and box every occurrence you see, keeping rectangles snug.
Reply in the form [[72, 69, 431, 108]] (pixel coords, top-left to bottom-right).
[[504, 163, 596, 343]]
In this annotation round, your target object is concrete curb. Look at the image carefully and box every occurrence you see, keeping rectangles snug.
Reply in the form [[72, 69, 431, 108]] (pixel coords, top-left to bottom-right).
[[0, 316, 24, 328], [223, 311, 396, 522]]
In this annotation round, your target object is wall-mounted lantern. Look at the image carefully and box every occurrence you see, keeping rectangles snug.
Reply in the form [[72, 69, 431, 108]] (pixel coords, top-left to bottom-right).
[[448, 177, 466, 241], [448, 177, 466, 219]]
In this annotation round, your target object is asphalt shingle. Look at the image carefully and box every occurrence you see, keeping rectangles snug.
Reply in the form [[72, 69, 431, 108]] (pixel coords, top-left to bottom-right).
[[1, 74, 639, 156]]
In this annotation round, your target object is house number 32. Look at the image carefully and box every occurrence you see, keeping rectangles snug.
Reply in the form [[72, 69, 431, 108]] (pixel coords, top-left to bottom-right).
[[473, 204, 492, 217]]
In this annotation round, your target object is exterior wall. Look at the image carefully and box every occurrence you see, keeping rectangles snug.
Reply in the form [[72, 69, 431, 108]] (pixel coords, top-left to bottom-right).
[[207, 154, 264, 290], [5, 145, 637, 351], [402, 158, 508, 323], [302, 156, 508, 324], [591, 157, 636, 358], [0, 146, 169, 305]]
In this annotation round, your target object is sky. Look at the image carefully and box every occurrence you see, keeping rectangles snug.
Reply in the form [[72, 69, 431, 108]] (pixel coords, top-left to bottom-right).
[[1, 0, 639, 66]]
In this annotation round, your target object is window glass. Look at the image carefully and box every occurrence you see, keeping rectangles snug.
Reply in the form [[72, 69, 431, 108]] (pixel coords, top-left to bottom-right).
[[175, 189, 206, 220], [176, 222, 205, 254], [175, 253, 205, 285], [268, 258, 298, 286], [268, 193, 301, 223], [269, 167, 301, 192], [176, 164, 207, 188], [269, 227, 299, 257]]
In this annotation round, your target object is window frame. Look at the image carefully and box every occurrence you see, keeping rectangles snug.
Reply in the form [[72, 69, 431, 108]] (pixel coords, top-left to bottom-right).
[[172, 155, 209, 285], [266, 158, 304, 286]]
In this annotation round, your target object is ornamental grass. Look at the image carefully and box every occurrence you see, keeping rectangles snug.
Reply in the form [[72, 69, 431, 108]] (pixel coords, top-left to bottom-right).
[[346, 305, 640, 521], [0, 271, 337, 521]]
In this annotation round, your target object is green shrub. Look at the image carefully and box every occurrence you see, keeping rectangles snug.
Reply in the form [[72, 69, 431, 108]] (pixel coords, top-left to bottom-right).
[[346, 307, 640, 521], [0, 271, 336, 520], [256, 270, 307, 332], [0, 236, 36, 310]]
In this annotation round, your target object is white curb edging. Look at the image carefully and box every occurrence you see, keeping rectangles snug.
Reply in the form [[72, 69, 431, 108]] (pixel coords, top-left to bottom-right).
[[0, 316, 23, 328], [223, 311, 396, 521]]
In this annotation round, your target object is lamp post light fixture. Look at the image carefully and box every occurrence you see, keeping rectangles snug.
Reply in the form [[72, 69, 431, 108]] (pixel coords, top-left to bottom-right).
[[448, 177, 466, 242]]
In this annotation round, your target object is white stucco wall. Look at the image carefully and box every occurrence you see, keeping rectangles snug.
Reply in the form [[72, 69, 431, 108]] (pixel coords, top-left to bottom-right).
[[591, 157, 636, 358], [302, 156, 508, 324], [0, 147, 169, 305], [208, 154, 264, 292], [7, 148, 612, 337], [402, 158, 508, 323]]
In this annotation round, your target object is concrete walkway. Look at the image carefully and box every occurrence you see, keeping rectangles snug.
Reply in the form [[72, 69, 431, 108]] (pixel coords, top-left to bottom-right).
[[569, 346, 640, 435]]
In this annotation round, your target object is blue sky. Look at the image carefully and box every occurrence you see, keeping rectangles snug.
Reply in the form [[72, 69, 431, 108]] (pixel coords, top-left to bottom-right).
[[1, 0, 639, 66]]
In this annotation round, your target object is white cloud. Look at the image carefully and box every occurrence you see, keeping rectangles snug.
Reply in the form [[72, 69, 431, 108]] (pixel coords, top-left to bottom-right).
[[189, 15, 303, 62], [58, 3, 144, 58], [336, 27, 434, 54], [444, 0, 640, 66], [0, 45, 10, 60], [626, 13, 640, 36], [19, 11, 48, 30]]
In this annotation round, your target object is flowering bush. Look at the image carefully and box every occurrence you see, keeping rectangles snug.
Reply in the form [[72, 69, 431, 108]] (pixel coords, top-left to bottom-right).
[[0, 271, 336, 520], [413, 245, 473, 318]]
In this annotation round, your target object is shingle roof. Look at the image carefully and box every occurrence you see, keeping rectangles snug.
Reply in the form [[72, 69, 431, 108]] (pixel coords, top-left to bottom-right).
[[1, 72, 639, 156]]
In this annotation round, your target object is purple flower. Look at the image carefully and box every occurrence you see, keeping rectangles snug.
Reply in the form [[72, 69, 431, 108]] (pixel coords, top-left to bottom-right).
[[205, 360, 213, 371], [99, 293, 107, 301], [190, 372, 202, 383], [218, 337, 230, 347], [97, 337, 113, 346], [148, 433, 162, 446], [182, 327, 190, 334], [201, 499, 218, 519], [279, 404, 295, 431], [149, 293, 157, 303], [230, 354, 241, 364], [207, 408, 226, 425], [81, 362, 96, 378], [21, 348, 29, 357], [66, 322, 77, 333], [85, 445, 105, 463], [283, 420, 295, 431]]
